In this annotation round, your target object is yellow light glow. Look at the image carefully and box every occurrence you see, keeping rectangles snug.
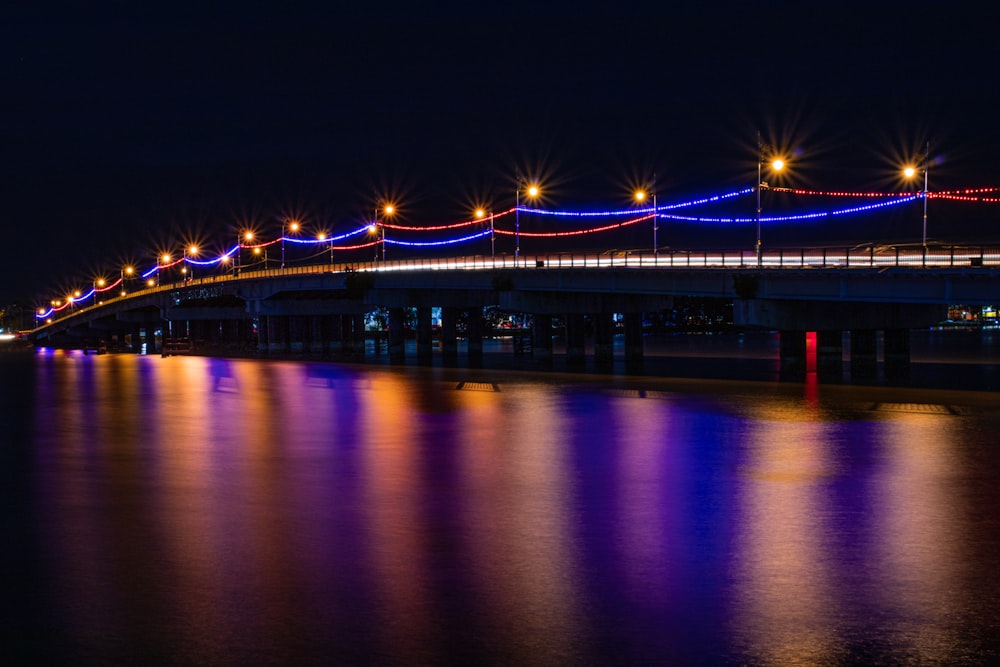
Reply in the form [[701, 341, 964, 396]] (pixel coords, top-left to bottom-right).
[[162, 254, 171, 263], [96, 279, 105, 287], [253, 247, 262, 255], [368, 224, 378, 234], [221, 255, 230, 263], [289, 221, 300, 232], [384, 205, 395, 216], [147, 278, 155, 287], [124, 266, 135, 276], [904, 166, 917, 179], [188, 245, 198, 256], [73, 290, 81, 297], [475, 208, 486, 219], [771, 159, 785, 171], [317, 232, 327, 241], [527, 185, 540, 198], [38, 308, 45, 315], [244, 231, 255, 241], [634, 190, 647, 202]]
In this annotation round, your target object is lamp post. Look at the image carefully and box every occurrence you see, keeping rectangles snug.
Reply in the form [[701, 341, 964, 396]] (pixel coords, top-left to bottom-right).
[[756, 131, 786, 267], [121, 266, 134, 296], [187, 245, 198, 280], [635, 177, 658, 256], [904, 141, 930, 249], [374, 204, 394, 262], [476, 208, 495, 259], [515, 181, 540, 263], [159, 253, 171, 286], [238, 231, 254, 274], [281, 219, 300, 269]]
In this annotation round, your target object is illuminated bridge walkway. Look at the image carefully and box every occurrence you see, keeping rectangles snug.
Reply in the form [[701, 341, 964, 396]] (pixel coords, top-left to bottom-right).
[[29, 245, 1000, 381]]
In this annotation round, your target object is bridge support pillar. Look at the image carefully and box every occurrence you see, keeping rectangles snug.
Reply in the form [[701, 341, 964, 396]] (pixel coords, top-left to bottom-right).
[[288, 316, 304, 353], [779, 330, 807, 380], [306, 316, 322, 354], [467, 309, 483, 368], [850, 329, 877, 380], [416, 306, 433, 365], [593, 313, 614, 370], [388, 307, 406, 364], [532, 314, 553, 366], [816, 330, 844, 382], [623, 313, 644, 372], [441, 307, 458, 366], [352, 313, 367, 358], [883, 328, 911, 380], [565, 314, 586, 369]]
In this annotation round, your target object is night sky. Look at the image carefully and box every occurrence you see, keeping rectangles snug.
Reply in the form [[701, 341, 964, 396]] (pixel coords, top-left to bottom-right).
[[3, 2, 1000, 306]]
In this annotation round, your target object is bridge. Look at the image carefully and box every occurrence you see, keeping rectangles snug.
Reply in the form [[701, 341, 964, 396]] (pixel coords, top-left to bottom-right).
[[29, 244, 1000, 381]]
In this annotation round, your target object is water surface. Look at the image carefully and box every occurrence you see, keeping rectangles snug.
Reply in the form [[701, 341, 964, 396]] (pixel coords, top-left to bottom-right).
[[2, 351, 999, 664]]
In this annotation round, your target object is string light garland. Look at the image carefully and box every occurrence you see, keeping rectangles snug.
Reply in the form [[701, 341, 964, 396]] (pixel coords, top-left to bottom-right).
[[32, 178, 1000, 321]]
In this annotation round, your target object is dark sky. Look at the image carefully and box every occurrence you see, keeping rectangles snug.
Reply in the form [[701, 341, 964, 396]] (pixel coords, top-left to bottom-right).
[[3, 2, 1000, 305]]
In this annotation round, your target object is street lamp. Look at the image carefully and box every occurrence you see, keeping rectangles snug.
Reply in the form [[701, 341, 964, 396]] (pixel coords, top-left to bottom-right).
[[904, 141, 930, 248], [281, 219, 300, 269], [635, 176, 658, 256], [476, 207, 495, 259], [756, 131, 787, 266], [159, 253, 171, 286], [515, 180, 540, 262], [318, 231, 334, 264], [121, 265, 134, 296], [238, 231, 254, 274], [375, 204, 394, 262], [187, 245, 198, 280]]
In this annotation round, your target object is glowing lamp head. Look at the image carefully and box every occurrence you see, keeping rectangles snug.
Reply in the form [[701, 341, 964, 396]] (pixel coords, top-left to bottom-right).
[[634, 190, 647, 202], [317, 232, 327, 241], [475, 208, 486, 219], [147, 278, 155, 287], [38, 308, 45, 315], [96, 278, 105, 287], [771, 158, 785, 172], [288, 221, 300, 233], [904, 166, 917, 179], [384, 205, 395, 216], [161, 254, 171, 263], [124, 266, 135, 276], [527, 185, 540, 198], [73, 290, 81, 298], [188, 245, 198, 256], [253, 247, 262, 255], [244, 231, 255, 241], [368, 224, 378, 234]]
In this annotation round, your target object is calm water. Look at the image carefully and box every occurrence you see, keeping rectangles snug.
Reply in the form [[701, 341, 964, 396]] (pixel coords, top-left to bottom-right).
[[3, 348, 1000, 665]]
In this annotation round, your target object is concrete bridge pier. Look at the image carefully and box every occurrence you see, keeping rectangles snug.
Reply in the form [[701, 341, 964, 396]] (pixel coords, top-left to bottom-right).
[[416, 306, 433, 365], [816, 330, 844, 381], [440, 307, 458, 366], [883, 328, 911, 380], [467, 310, 484, 367], [532, 314, 553, 366], [131, 325, 142, 352], [593, 313, 614, 370], [565, 314, 586, 369], [850, 329, 878, 380], [779, 330, 807, 380], [352, 313, 367, 358], [623, 313, 644, 372], [388, 307, 406, 364]]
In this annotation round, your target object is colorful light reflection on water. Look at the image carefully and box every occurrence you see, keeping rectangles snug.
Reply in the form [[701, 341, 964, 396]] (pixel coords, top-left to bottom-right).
[[3, 352, 999, 664]]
